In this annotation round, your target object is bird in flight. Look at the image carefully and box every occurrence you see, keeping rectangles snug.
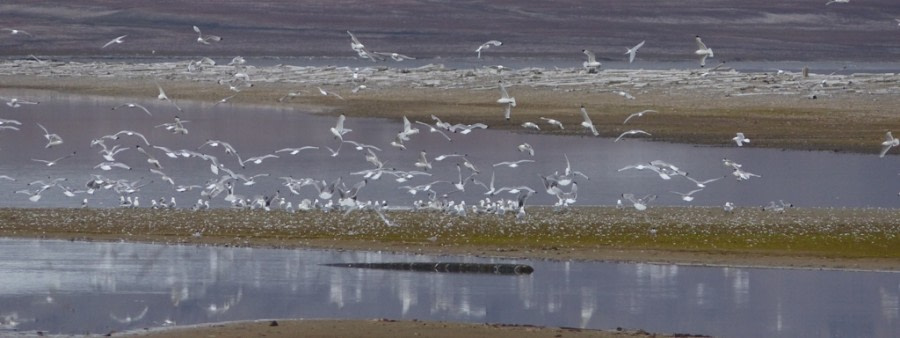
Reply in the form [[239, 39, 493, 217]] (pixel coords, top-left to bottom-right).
[[476, 40, 502, 59], [102, 35, 128, 49], [625, 40, 645, 63], [694, 35, 714, 67], [193, 25, 222, 45]]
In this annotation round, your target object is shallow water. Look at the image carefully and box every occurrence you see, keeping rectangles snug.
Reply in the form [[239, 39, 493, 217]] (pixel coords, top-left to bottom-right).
[[0, 238, 896, 337], [0, 89, 898, 209]]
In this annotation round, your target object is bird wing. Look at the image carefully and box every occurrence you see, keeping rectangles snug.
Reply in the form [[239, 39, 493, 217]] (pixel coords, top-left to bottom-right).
[[193, 25, 202, 34], [623, 112, 638, 124], [498, 82, 510, 99], [583, 50, 596, 63], [695, 36, 707, 50], [580, 106, 593, 125], [36, 123, 49, 135]]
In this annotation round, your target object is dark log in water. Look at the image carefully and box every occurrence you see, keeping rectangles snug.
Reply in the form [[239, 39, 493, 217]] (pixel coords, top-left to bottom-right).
[[322, 262, 534, 275]]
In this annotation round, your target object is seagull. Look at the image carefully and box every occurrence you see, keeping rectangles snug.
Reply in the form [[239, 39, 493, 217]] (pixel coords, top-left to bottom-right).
[[732, 132, 750, 146], [414, 121, 452, 141], [579, 105, 599, 136], [3, 28, 33, 37], [625, 40, 645, 63], [493, 159, 535, 168], [732, 168, 761, 181], [723, 202, 735, 212], [276, 146, 320, 155], [240, 154, 279, 167], [113, 130, 150, 145], [102, 35, 127, 49], [214, 94, 237, 105], [94, 161, 132, 171], [397, 116, 420, 141], [517, 143, 535, 156], [155, 116, 190, 135], [330, 114, 352, 140], [155, 82, 183, 111], [374, 52, 416, 61], [476, 40, 502, 58], [112, 103, 152, 116], [623, 110, 658, 124], [540, 117, 564, 129], [449, 123, 488, 134], [32, 152, 76, 167], [414, 151, 432, 171], [621, 193, 656, 211], [581, 49, 602, 72], [825, 0, 849, 5], [150, 168, 175, 185], [497, 81, 516, 120], [521, 122, 540, 131], [36, 123, 63, 148], [684, 175, 724, 188], [880, 131, 899, 157], [4, 98, 39, 108], [614, 129, 651, 142], [615, 91, 636, 100], [722, 158, 742, 170], [670, 189, 703, 202], [317, 87, 345, 100], [390, 134, 406, 150], [193, 25, 222, 45], [694, 35, 714, 67], [135, 145, 163, 169]]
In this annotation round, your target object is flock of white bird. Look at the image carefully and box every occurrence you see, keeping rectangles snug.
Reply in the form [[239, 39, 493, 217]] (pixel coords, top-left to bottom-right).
[[0, 6, 894, 223]]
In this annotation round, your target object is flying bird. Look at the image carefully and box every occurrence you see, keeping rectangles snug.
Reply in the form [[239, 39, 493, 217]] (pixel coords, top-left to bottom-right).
[[36, 123, 63, 148], [623, 110, 657, 124], [880, 131, 899, 157], [581, 49, 602, 72], [694, 35, 714, 67], [732, 132, 750, 147], [3, 28, 33, 37], [625, 40, 645, 63], [497, 81, 516, 120], [32, 152, 76, 167], [193, 25, 222, 44], [102, 35, 127, 49], [476, 40, 502, 58], [539, 117, 564, 129], [579, 105, 599, 136], [614, 129, 651, 142], [112, 103, 152, 116]]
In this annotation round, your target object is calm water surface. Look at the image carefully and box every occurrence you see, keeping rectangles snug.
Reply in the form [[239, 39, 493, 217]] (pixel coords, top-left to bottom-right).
[[0, 238, 897, 337], [0, 90, 897, 209]]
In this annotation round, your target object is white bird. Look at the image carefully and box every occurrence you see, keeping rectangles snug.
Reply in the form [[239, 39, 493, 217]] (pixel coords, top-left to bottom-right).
[[579, 105, 599, 136], [3, 28, 33, 37], [94, 161, 132, 171], [540, 117, 564, 129], [193, 25, 222, 45], [684, 175, 724, 188], [615, 91, 635, 100], [723, 202, 735, 212], [155, 116, 190, 135], [374, 52, 416, 61], [330, 114, 353, 140], [317, 87, 345, 100], [880, 131, 899, 158], [825, 0, 849, 5], [671, 189, 703, 202], [276, 146, 320, 155], [732, 168, 762, 181], [722, 158, 742, 170], [113, 130, 150, 145], [581, 49, 602, 72], [493, 159, 535, 168], [102, 35, 127, 49], [732, 132, 750, 147], [517, 143, 534, 156], [625, 40, 645, 63], [4, 98, 39, 108], [150, 168, 175, 185], [621, 193, 656, 211], [112, 103, 152, 116], [448, 123, 488, 134], [614, 129, 651, 142], [36, 123, 63, 148], [623, 110, 657, 124], [497, 81, 516, 120], [414, 121, 452, 142], [476, 40, 502, 58], [521, 122, 540, 131], [155, 82, 183, 111], [390, 134, 406, 150], [414, 151, 432, 171], [397, 116, 420, 141], [135, 145, 163, 169], [32, 152, 76, 167], [694, 35, 714, 67], [240, 154, 279, 167]]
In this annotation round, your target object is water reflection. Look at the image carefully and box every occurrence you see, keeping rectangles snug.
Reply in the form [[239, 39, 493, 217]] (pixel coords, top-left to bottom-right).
[[0, 90, 897, 209], [0, 238, 896, 337]]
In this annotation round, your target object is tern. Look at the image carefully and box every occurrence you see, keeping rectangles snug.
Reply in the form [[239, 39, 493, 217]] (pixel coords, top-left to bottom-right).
[[4, 98, 39, 108], [880, 131, 899, 157], [671, 189, 703, 202], [825, 0, 849, 5], [684, 175, 724, 188], [32, 152, 76, 167], [732, 168, 761, 181], [317, 87, 345, 100], [94, 161, 132, 171], [241, 154, 279, 167], [581, 49, 601, 72], [135, 145, 163, 169], [36, 123, 63, 148], [694, 35, 714, 67], [622, 193, 656, 211], [475, 40, 502, 58], [614, 129, 651, 142], [193, 25, 222, 44], [722, 158, 742, 169], [625, 40, 645, 63], [150, 168, 175, 185], [113, 130, 150, 145], [397, 116, 420, 141], [374, 52, 416, 61], [155, 82, 183, 111], [732, 132, 750, 146], [623, 109, 657, 124], [517, 143, 535, 156], [330, 114, 352, 140], [493, 159, 535, 168], [342, 140, 382, 152], [102, 35, 127, 49], [615, 91, 635, 100], [539, 117, 564, 129], [497, 81, 516, 120], [579, 105, 599, 136], [448, 123, 488, 134], [112, 103, 152, 116]]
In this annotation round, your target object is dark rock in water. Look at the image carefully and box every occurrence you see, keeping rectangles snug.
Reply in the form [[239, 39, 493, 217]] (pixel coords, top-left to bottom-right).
[[322, 262, 534, 275]]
